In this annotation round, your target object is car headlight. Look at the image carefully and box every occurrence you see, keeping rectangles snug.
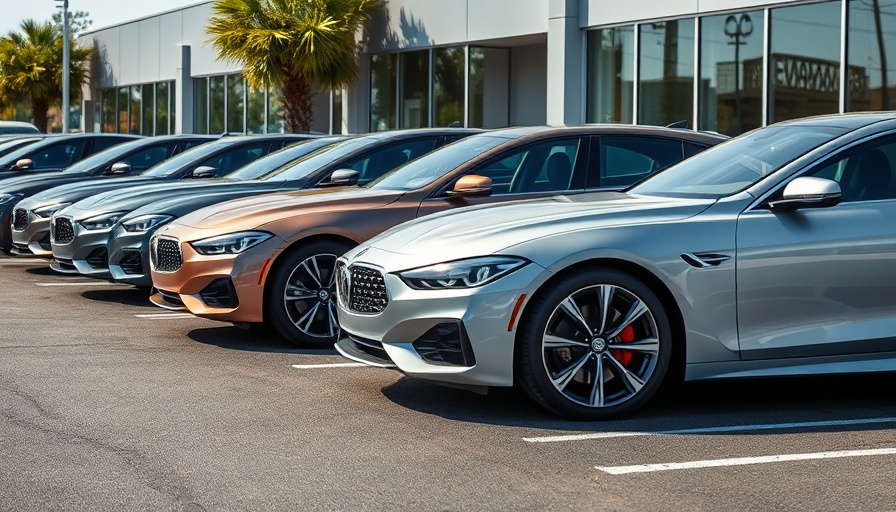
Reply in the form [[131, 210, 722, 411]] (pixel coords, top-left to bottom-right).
[[398, 256, 528, 290], [33, 202, 71, 218], [189, 231, 273, 255], [120, 214, 174, 233], [79, 211, 126, 230], [0, 193, 22, 205]]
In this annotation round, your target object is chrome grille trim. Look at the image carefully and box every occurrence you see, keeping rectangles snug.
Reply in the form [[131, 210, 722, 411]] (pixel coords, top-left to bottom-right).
[[338, 262, 388, 314], [52, 217, 75, 245], [150, 236, 183, 273], [12, 208, 28, 231]]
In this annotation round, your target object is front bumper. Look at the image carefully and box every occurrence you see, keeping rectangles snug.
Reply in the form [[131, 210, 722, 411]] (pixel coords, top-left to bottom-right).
[[336, 261, 547, 388], [51, 218, 113, 278], [10, 212, 52, 257], [108, 225, 155, 287], [149, 234, 285, 323]]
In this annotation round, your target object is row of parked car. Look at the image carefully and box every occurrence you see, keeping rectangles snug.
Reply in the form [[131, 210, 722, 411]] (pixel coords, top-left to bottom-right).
[[2, 112, 894, 420]]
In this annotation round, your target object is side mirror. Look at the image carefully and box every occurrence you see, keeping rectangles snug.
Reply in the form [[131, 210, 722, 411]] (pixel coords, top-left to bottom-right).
[[15, 158, 32, 170], [446, 175, 493, 198], [768, 176, 842, 212], [323, 169, 360, 187], [105, 162, 131, 175], [192, 166, 218, 179]]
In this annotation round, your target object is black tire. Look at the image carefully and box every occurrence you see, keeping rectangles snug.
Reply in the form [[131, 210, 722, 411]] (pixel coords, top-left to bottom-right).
[[264, 240, 353, 347], [516, 268, 672, 420]]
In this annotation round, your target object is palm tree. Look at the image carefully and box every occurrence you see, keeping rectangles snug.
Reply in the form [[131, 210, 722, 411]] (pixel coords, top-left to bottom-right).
[[207, 0, 379, 133], [0, 20, 93, 132]]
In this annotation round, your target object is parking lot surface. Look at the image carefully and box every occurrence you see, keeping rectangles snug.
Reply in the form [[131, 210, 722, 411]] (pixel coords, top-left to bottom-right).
[[1, 255, 894, 511]]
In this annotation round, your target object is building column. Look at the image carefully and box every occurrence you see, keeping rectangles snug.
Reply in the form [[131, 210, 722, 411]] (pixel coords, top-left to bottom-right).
[[175, 45, 193, 134], [344, 55, 371, 134], [546, 0, 584, 125]]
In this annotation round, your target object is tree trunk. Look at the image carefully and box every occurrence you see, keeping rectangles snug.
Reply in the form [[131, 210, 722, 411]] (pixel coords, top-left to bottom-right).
[[281, 74, 314, 133], [31, 97, 49, 133]]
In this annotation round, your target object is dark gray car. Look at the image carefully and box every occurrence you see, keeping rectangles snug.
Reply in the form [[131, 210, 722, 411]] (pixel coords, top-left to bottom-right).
[[0, 133, 141, 180]]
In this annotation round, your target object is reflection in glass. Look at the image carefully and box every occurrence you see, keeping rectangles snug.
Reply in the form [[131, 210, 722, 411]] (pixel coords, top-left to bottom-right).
[[700, 11, 764, 135], [769, 2, 841, 122], [587, 26, 634, 124], [157, 82, 170, 135], [102, 90, 116, 133], [227, 74, 245, 133], [169, 81, 176, 133], [469, 47, 509, 128], [247, 85, 265, 134], [639, 18, 695, 127], [268, 87, 285, 133], [848, 0, 896, 111], [209, 75, 226, 134], [142, 84, 154, 135], [194, 77, 208, 134], [400, 50, 429, 128], [370, 54, 397, 131], [434, 47, 465, 127], [118, 88, 129, 133], [130, 86, 141, 134]]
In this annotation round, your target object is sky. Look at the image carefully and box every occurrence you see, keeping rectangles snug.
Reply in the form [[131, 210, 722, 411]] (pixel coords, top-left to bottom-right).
[[0, 0, 208, 35]]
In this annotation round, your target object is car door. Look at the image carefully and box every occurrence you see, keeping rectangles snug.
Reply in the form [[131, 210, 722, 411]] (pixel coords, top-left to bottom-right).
[[735, 134, 896, 359], [416, 136, 589, 217]]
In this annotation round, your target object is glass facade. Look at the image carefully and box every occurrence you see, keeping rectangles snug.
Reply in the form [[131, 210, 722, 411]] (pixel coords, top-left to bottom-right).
[[227, 74, 246, 133], [586, 26, 635, 124], [100, 81, 175, 135], [209, 75, 226, 134], [586, 0, 892, 135], [371, 45, 509, 131]]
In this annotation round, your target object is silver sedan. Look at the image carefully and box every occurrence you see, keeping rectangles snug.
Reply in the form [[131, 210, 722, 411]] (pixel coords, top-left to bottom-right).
[[335, 113, 896, 420]]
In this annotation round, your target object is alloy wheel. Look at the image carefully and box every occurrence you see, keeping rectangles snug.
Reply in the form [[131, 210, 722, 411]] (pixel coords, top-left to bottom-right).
[[283, 253, 340, 339]]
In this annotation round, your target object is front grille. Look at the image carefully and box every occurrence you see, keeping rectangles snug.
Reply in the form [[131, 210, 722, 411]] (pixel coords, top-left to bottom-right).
[[151, 237, 182, 273], [86, 247, 109, 269], [12, 209, 28, 231], [53, 217, 75, 245], [119, 250, 144, 275], [338, 263, 388, 314]]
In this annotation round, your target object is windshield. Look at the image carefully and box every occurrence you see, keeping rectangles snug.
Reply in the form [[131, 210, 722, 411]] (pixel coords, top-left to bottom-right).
[[252, 136, 377, 181], [140, 139, 234, 177], [62, 139, 148, 173], [229, 137, 343, 180], [629, 125, 849, 198], [368, 135, 509, 191]]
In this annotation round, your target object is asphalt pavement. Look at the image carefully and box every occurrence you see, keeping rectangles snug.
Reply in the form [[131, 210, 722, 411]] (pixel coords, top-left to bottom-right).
[[1, 255, 894, 511]]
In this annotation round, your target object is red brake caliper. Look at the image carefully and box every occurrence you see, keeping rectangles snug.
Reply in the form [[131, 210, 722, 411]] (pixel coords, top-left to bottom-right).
[[611, 325, 635, 367]]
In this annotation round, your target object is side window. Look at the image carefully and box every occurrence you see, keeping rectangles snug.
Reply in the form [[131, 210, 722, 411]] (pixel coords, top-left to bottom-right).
[[684, 142, 707, 158], [120, 144, 175, 171], [804, 139, 896, 202], [92, 137, 128, 153], [199, 143, 268, 176], [182, 140, 207, 151], [29, 140, 87, 168], [596, 136, 684, 188], [473, 138, 581, 195], [342, 138, 438, 183]]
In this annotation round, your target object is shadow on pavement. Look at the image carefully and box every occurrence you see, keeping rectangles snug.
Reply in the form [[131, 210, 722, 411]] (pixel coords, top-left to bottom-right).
[[80, 287, 155, 308], [380, 373, 896, 433], [187, 325, 339, 356], [24, 266, 67, 277]]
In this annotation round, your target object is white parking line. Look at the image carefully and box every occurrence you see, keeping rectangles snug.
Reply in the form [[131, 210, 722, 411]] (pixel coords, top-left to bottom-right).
[[35, 282, 118, 287], [134, 313, 196, 319], [523, 417, 896, 443], [595, 447, 896, 475], [291, 363, 368, 369]]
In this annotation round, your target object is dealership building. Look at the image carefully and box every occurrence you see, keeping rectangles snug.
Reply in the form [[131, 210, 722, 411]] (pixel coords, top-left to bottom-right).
[[78, 0, 896, 137]]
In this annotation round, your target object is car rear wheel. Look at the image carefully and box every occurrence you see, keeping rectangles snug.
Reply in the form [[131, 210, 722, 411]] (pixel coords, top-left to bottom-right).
[[266, 240, 353, 347], [517, 268, 671, 420]]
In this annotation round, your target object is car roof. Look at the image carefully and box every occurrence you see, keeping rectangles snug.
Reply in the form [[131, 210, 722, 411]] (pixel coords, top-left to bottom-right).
[[484, 124, 728, 144], [773, 112, 896, 130], [363, 128, 486, 140]]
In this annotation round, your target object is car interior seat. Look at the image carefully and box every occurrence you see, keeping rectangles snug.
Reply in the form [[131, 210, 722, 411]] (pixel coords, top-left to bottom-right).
[[844, 148, 892, 202], [544, 152, 573, 191]]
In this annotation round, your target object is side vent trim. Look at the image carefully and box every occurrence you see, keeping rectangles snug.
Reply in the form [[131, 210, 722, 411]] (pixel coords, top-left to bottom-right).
[[680, 252, 731, 268]]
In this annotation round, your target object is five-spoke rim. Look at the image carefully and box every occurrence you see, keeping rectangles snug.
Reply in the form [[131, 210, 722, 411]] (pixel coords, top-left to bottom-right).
[[283, 253, 340, 339], [541, 284, 659, 408]]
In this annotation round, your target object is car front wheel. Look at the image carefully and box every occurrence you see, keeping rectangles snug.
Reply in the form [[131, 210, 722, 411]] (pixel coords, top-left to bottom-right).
[[517, 268, 672, 420], [265, 240, 353, 347]]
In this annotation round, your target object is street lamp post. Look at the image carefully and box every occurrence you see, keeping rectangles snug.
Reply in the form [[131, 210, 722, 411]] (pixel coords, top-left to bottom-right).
[[55, 0, 70, 133]]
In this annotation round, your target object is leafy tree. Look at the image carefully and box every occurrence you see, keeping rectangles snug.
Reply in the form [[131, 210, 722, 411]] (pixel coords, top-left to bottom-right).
[[0, 19, 93, 132], [52, 10, 94, 36], [207, 0, 379, 133]]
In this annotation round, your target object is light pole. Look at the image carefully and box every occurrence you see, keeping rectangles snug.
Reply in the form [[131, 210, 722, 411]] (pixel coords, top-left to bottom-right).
[[55, 0, 70, 133], [725, 13, 753, 134]]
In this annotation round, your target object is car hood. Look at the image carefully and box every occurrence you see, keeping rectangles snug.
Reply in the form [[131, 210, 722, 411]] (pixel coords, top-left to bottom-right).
[[70, 178, 273, 212], [122, 183, 304, 221], [0, 171, 94, 196], [172, 187, 402, 234], [364, 192, 716, 260], [21, 176, 164, 210]]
